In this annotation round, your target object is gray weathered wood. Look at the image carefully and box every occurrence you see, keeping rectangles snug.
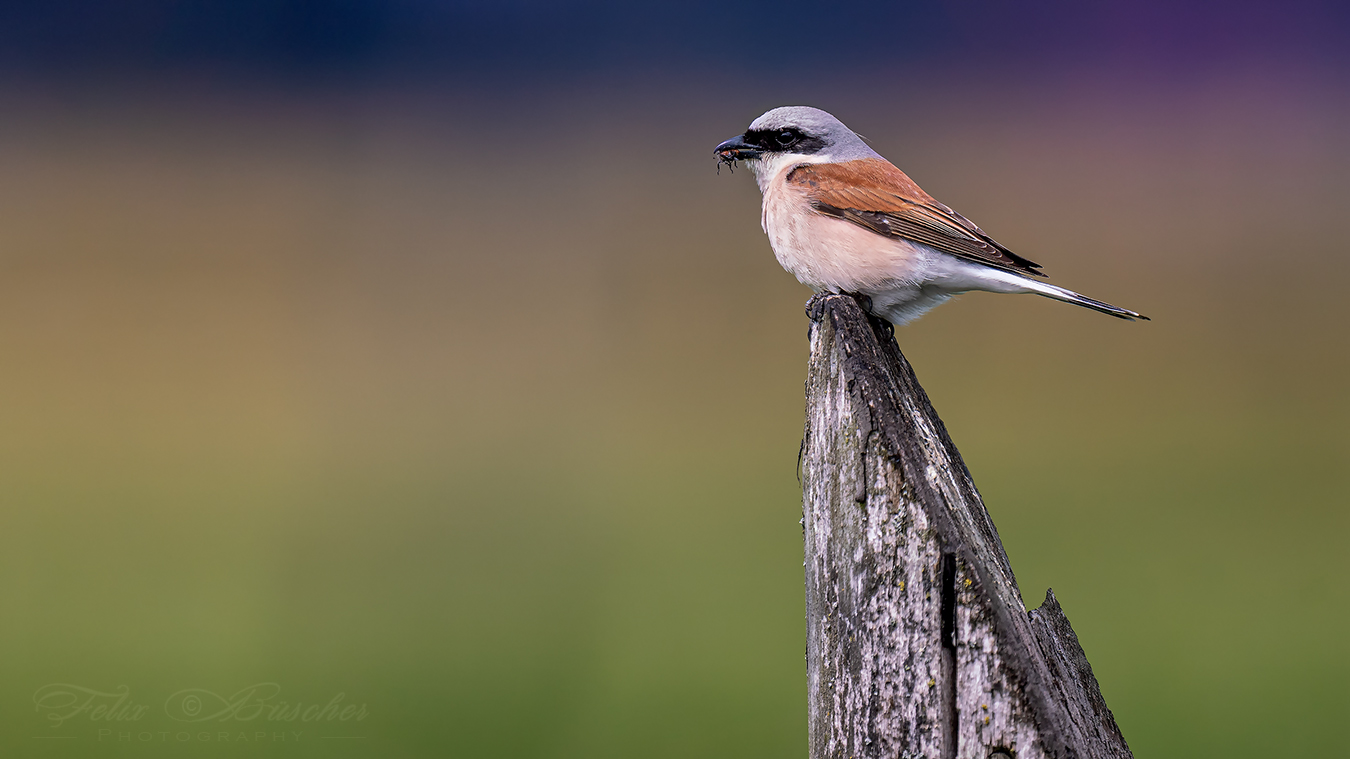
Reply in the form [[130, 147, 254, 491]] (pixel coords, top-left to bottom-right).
[[802, 292, 1131, 759]]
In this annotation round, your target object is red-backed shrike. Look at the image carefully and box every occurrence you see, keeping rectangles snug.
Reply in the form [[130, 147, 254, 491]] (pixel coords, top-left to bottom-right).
[[715, 106, 1147, 324]]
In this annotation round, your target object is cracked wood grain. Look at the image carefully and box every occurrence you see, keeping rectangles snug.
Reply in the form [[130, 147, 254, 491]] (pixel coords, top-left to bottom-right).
[[802, 292, 1132, 759]]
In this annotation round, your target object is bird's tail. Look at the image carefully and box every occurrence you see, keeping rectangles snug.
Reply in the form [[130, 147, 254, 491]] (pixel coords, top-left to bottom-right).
[[1014, 278, 1149, 321]]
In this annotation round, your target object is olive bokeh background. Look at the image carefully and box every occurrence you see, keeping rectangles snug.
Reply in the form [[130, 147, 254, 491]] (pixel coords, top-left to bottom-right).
[[2, 2, 1347, 757]]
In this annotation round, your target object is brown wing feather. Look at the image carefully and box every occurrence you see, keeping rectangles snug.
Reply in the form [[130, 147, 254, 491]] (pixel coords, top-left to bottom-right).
[[787, 158, 1044, 276]]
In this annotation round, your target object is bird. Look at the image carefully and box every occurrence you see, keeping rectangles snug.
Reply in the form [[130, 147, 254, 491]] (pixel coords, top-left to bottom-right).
[[714, 106, 1147, 324]]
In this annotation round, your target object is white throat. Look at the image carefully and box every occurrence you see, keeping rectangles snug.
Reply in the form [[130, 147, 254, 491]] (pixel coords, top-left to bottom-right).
[[748, 152, 831, 194]]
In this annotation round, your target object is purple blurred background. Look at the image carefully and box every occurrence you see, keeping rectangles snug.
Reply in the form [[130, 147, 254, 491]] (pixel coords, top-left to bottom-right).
[[2, 0, 1348, 81]]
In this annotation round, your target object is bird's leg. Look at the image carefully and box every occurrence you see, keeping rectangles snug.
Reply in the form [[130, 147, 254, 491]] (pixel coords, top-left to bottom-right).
[[845, 291, 896, 340], [848, 291, 874, 313]]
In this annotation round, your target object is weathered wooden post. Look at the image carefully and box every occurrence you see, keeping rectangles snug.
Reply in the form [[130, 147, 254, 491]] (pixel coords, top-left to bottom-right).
[[802, 292, 1131, 759]]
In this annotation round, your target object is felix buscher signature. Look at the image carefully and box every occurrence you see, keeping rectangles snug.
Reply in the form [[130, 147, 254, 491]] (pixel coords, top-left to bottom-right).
[[33, 683, 368, 728], [33, 685, 148, 727]]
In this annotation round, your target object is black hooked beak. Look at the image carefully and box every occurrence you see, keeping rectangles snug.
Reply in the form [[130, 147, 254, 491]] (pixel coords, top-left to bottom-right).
[[714, 134, 762, 162]]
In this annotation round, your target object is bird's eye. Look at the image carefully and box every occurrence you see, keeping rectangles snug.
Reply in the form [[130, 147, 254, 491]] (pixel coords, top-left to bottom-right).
[[776, 130, 798, 148]]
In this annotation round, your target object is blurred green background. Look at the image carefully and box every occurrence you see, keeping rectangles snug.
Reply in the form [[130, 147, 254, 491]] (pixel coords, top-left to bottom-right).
[[2, 3, 1349, 758]]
